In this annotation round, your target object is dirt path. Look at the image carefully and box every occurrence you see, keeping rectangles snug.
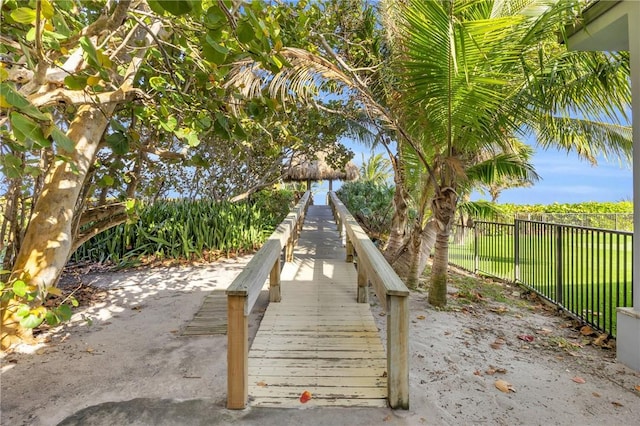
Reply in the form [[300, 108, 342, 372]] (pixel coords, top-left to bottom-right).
[[1, 258, 639, 425]]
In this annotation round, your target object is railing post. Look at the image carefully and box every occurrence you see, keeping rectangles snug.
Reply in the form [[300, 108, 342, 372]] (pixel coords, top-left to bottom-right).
[[270, 257, 281, 302], [346, 235, 354, 263], [357, 262, 368, 303], [555, 225, 564, 306], [286, 233, 294, 262], [227, 294, 248, 409], [387, 294, 409, 409], [514, 220, 520, 282]]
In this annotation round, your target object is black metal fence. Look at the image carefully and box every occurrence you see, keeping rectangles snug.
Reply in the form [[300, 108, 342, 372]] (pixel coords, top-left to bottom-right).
[[449, 220, 633, 337]]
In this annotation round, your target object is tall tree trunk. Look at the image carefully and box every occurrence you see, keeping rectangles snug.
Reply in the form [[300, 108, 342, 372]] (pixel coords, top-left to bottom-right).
[[428, 229, 450, 307], [427, 187, 458, 307], [384, 154, 410, 261], [2, 12, 163, 350]]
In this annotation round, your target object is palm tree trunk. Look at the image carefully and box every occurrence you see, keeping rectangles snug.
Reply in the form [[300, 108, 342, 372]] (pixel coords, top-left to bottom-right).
[[384, 154, 410, 261], [428, 229, 450, 307]]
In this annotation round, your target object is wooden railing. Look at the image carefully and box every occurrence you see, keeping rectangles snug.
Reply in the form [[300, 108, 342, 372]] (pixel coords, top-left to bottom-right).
[[328, 191, 410, 409], [226, 191, 311, 409]]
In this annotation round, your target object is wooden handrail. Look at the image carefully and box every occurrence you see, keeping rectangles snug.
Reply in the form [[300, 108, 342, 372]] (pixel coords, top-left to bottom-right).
[[328, 191, 410, 409], [226, 191, 311, 409]]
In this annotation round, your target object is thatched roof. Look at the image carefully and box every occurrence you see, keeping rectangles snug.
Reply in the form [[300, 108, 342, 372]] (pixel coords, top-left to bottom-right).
[[284, 152, 359, 182]]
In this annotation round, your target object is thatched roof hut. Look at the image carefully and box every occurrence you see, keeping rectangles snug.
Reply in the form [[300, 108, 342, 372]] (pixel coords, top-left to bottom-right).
[[284, 151, 359, 189]]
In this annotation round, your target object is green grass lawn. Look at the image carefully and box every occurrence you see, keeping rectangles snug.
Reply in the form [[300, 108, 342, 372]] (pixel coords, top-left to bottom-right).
[[448, 223, 633, 336]]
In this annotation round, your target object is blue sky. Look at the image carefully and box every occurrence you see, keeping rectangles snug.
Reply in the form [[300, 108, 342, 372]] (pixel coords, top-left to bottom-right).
[[471, 147, 633, 204]]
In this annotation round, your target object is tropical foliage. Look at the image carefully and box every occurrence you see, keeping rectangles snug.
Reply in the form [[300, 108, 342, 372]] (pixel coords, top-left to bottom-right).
[[72, 189, 295, 265], [336, 180, 395, 242]]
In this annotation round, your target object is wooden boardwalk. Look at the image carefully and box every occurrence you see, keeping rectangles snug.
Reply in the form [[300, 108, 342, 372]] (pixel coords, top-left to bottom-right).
[[248, 205, 388, 408]]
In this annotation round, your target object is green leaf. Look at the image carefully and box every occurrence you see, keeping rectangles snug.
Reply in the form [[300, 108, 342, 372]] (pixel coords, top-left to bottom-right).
[[206, 4, 226, 25], [99, 175, 115, 187], [0, 82, 50, 121], [79, 36, 99, 67], [45, 310, 61, 326], [50, 126, 75, 152], [12, 280, 27, 297], [1, 154, 23, 179], [56, 304, 73, 321], [236, 20, 255, 44], [149, 76, 167, 91], [10, 7, 37, 24], [157, 0, 193, 16], [159, 116, 177, 132], [10, 112, 49, 147], [20, 313, 44, 329], [16, 305, 31, 318], [110, 119, 127, 133], [105, 131, 129, 155], [202, 44, 226, 65], [64, 75, 87, 90], [41, 0, 55, 19]]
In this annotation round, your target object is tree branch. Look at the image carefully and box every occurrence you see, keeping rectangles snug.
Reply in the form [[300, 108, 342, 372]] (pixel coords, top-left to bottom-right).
[[27, 86, 147, 108]]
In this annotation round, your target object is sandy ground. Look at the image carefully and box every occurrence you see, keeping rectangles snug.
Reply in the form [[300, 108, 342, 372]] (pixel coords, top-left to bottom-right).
[[1, 255, 639, 426]]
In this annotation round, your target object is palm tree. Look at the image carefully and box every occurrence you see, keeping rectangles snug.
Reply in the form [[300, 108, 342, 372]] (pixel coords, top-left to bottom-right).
[[391, 0, 631, 305], [360, 153, 392, 184], [223, 0, 631, 304]]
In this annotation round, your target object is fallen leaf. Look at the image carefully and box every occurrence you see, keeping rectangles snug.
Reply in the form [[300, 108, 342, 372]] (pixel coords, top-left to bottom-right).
[[379, 312, 386, 317], [611, 401, 623, 407], [36, 348, 46, 355], [517, 334, 534, 342], [592, 334, 608, 347], [495, 367, 507, 374], [299, 390, 312, 403], [416, 315, 426, 320], [86, 347, 94, 353], [572, 377, 586, 384], [486, 368, 496, 375], [256, 381, 267, 387], [495, 379, 515, 393], [634, 385, 640, 392], [489, 306, 508, 314], [474, 370, 482, 376], [490, 338, 505, 350], [580, 325, 595, 336], [537, 328, 553, 336], [593, 392, 601, 397], [382, 415, 391, 422]]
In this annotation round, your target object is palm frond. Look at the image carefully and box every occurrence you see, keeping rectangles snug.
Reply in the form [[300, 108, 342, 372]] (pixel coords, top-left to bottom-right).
[[533, 115, 632, 164], [457, 199, 505, 220], [466, 153, 540, 186]]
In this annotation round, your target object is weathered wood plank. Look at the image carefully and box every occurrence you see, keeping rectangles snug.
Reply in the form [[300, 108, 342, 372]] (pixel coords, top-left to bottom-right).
[[249, 358, 386, 368], [249, 366, 386, 377], [249, 386, 387, 399], [248, 376, 386, 387], [250, 397, 388, 408], [249, 350, 386, 359]]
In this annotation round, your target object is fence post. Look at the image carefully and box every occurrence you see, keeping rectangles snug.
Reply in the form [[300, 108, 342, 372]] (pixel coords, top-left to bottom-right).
[[514, 220, 520, 282], [357, 262, 368, 303], [270, 257, 281, 302], [346, 236, 354, 263], [227, 294, 248, 409], [387, 294, 409, 409], [555, 225, 564, 306], [473, 224, 479, 274]]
